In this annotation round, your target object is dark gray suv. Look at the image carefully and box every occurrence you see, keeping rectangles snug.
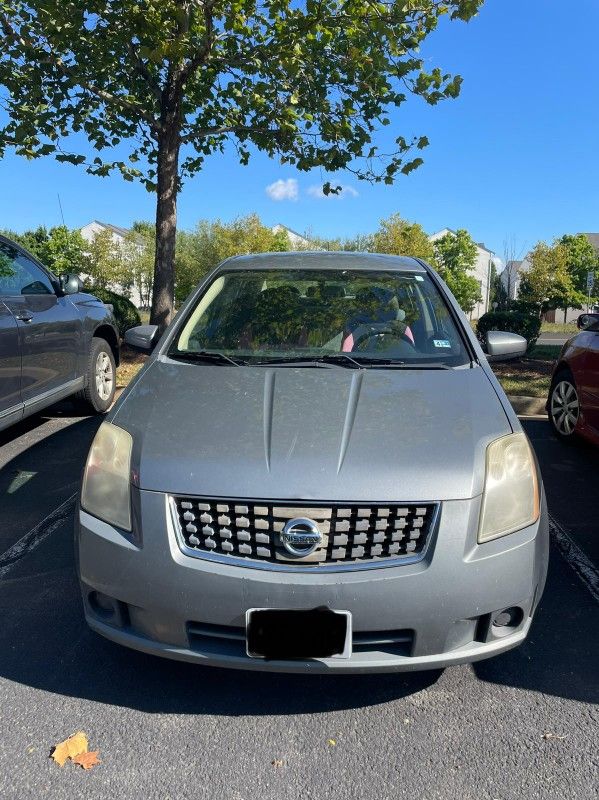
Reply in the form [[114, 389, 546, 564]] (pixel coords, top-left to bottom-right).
[[0, 234, 119, 431]]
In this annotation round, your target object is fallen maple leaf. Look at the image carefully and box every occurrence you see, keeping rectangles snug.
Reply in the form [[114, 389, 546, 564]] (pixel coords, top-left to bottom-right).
[[73, 751, 101, 770], [51, 732, 89, 767]]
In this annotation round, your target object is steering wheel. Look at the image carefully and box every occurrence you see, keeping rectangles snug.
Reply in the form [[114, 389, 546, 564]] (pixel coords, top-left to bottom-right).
[[352, 325, 414, 351]]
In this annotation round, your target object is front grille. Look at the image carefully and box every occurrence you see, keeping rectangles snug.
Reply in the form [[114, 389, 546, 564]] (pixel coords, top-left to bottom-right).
[[172, 498, 437, 566]]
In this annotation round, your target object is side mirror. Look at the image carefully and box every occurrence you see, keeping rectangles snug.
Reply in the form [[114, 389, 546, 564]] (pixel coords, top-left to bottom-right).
[[124, 324, 159, 353], [577, 313, 599, 331], [485, 330, 527, 362], [59, 273, 82, 295]]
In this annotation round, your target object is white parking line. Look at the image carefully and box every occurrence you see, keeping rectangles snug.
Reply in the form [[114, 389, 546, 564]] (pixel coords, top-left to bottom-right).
[[0, 493, 77, 579], [549, 513, 599, 603]]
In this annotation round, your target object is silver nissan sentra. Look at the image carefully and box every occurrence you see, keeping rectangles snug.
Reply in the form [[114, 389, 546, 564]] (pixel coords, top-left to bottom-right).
[[77, 252, 548, 672]]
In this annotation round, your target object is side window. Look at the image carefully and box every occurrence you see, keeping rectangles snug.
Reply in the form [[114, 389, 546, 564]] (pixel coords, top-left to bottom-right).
[[0, 242, 53, 296]]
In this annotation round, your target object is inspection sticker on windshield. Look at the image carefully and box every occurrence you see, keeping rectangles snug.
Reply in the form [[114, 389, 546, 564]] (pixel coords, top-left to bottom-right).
[[433, 339, 451, 348]]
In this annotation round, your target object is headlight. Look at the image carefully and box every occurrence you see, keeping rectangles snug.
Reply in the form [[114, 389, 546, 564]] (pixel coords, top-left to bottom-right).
[[81, 422, 133, 530], [478, 433, 540, 543]]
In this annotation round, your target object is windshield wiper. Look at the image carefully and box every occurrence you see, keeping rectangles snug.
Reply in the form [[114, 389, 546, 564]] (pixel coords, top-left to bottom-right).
[[249, 354, 454, 369], [347, 357, 454, 369], [169, 350, 246, 367], [251, 354, 365, 368]]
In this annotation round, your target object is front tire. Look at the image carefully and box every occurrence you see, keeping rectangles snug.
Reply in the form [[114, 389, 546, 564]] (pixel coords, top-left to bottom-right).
[[77, 337, 116, 413], [549, 371, 580, 440]]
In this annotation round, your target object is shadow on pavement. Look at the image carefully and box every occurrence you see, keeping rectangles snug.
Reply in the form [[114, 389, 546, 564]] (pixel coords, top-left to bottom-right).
[[0, 399, 91, 449], [522, 417, 599, 566], [1, 520, 597, 713], [0, 539, 441, 715], [477, 420, 599, 703], [474, 547, 599, 704], [0, 407, 103, 555]]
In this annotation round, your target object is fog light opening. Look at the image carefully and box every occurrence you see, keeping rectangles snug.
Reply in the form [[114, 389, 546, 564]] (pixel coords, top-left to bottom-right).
[[492, 606, 524, 632], [88, 590, 118, 620]]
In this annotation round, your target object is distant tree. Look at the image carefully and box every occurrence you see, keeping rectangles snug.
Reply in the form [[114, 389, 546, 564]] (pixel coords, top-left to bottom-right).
[[558, 233, 598, 317], [308, 232, 374, 252], [372, 214, 436, 263], [1, 225, 87, 274], [518, 241, 576, 317], [84, 229, 125, 291], [433, 228, 481, 314], [175, 214, 291, 304], [43, 226, 88, 275], [487, 258, 502, 308], [122, 222, 156, 309], [491, 266, 508, 310], [501, 236, 525, 308], [6, 226, 51, 264], [0, 1, 483, 328]]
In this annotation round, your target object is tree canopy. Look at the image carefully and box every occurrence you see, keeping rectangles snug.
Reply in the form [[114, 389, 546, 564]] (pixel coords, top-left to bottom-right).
[[433, 228, 481, 313], [518, 241, 575, 315], [517, 236, 598, 317], [0, 0, 483, 328], [371, 213, 436, 262], [0, 224, 87, 274], [558, 234, 598, 298], [175, 214, 288, 303]]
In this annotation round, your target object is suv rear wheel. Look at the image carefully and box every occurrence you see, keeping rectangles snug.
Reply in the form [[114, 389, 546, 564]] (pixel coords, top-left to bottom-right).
[[77, 337, 116, 413], [549, 370, 580, 440]]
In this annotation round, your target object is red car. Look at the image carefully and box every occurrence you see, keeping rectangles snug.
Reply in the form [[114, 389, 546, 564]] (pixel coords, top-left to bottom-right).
[[548, 313, 599, 445]]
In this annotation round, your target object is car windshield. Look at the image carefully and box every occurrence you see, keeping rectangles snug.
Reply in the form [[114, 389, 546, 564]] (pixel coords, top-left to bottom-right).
[[171, 268, 470, 367]]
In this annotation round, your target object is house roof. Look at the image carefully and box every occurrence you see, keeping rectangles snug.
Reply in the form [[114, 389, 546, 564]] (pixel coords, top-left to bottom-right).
[[88, 220, 131, 238], [272, 223, 312, 243], [428, 228, 494, 254], [582, 233, 599, 251]]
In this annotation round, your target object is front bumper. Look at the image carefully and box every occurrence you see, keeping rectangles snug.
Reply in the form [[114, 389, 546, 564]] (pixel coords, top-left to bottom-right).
[[77, 489, 549, 673]]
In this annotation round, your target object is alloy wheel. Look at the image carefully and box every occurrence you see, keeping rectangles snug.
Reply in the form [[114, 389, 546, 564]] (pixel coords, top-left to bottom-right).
[[550, 379, 579, 436], [95, 351, 114, 401]]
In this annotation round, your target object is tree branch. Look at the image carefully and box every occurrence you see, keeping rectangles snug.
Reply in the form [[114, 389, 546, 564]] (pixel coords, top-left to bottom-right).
[[179, 0, 217, 82], [128, 41, 163, 105], [0, 14, 162, 136], [180, 124, 289, 144]]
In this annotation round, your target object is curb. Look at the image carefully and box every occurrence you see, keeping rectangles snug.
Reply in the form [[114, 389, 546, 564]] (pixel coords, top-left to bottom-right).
[[507, 395, 546, 417]]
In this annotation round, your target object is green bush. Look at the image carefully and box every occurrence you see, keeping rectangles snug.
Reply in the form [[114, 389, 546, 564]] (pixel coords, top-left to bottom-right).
[[86, 286, 141, 337], [476, 311, 541, 351]]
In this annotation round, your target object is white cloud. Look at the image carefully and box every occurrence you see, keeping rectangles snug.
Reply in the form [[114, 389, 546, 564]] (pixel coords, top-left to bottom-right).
[[265, 178, 299, 201], [306, 183, 359, 200]]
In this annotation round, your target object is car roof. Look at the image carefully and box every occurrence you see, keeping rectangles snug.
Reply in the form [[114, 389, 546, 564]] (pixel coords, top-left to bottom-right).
[[219, 251, 427, 272]]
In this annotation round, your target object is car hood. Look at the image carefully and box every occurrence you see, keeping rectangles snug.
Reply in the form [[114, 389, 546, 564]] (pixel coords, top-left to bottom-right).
[[113, 359, 512, 502]]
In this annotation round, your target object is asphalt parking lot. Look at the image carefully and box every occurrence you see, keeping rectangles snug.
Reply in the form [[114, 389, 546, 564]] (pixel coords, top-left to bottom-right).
[[0, 404, 597, 800]]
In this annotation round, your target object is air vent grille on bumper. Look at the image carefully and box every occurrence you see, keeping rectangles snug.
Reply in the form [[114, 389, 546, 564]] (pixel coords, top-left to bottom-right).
[[172, 498, 437, 566]]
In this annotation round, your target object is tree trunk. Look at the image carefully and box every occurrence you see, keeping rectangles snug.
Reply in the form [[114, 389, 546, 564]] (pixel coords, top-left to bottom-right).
[[150, 126, 180, 331]]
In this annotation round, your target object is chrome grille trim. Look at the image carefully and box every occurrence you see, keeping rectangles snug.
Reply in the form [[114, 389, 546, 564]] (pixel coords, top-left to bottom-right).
[[169, 496, 440, 573]]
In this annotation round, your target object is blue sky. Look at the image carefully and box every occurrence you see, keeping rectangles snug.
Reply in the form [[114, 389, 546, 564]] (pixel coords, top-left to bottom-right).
[[1, 0, 598, 261]]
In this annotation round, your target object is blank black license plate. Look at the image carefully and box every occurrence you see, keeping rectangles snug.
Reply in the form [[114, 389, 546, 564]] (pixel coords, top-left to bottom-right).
[[246, 607, 351, 660]]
